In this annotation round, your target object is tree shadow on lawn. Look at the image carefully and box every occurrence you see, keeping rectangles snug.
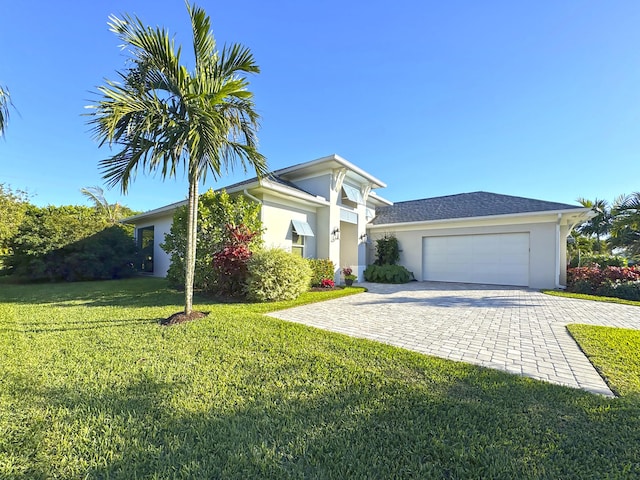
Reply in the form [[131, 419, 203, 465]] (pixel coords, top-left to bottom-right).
[[353, 294, 542, 309], [0, 278, 194, 308], [6, 358, 639, 478], [0, 317, 159, 334]]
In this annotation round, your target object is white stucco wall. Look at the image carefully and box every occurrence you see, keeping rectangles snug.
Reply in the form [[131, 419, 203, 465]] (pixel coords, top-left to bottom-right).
[[368, 215, 565, 289], [261, 195, 318, 258]]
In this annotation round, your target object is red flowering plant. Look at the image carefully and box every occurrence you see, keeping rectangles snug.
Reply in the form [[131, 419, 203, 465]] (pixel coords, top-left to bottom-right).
[[212, 224, 258, 297], [320, 278, 335, 288]]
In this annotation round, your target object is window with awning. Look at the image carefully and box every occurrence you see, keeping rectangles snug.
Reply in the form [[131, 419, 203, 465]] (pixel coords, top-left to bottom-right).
[[342, 184, 364, 205], [291, 219, 314, 237]]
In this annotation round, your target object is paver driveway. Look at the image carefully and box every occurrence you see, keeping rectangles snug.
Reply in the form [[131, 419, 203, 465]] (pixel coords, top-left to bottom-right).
[[268, 282, 640, 396]]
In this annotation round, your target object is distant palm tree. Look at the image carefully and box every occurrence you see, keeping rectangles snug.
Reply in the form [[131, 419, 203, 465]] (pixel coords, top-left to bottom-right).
[[575, 197, 612, 251], [610, 193, 640, 258], [80, 186, 123, 224], [87, 2, 267, 315], [0, 85, 13, 137]]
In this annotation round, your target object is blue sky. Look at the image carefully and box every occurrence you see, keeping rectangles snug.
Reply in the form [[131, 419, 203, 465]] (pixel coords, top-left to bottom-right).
[[2, 1, 639, 211]]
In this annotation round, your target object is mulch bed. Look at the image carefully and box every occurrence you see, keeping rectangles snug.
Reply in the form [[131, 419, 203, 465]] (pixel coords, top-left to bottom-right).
[[308, 286, 344, 292], [160, 310, 209, 326]]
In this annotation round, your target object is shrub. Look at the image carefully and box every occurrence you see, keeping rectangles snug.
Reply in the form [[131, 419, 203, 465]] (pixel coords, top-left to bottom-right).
[[374, 234, 400, 266], [320, 278, 335, 288], [162, 189, 262, 290], [569, 254, 628, 268], [212, 224, 258, 297], [307, 258, 335, 287], [567, 266, 640, 300], [364, 264, 412, 283], [8, 205, 137, 281], [246, 249, 312, 302]]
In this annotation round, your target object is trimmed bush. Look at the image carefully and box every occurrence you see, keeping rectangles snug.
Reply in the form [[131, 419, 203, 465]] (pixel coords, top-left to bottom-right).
[[246, 249, 312, 302], [307, 258, 334, 287], [567, 266, 640, 301], [364, 264, 412, 284]]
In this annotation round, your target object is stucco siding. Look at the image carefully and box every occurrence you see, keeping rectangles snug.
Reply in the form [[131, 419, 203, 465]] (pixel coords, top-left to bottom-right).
[[261, 195, 318, 258]]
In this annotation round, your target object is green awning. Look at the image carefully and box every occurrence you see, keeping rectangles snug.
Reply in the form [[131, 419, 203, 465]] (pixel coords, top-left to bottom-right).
[[342, 184, 364, 204], [291, 219, 315, 237]]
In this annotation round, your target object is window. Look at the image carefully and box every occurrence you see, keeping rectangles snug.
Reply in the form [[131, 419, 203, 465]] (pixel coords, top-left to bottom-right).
[[291, 219, 314, 257], [342, 184, 364, 207], [292, 230, 304, 257], [137, 226, 154, 273]]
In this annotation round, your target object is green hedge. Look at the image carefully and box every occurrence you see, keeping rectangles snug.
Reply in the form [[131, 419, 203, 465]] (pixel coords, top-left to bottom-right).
[[246, 249, 312, 302]]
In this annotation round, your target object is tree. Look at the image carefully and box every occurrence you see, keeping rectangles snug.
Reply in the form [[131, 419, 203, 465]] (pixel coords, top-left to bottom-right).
[[610, 193, 640, 259], [80, 186, 132, 224], [0, 85, 14, 137], [575, 197, 612, 252], [87, 3, 267, 316], [0, 183, 30, 252]]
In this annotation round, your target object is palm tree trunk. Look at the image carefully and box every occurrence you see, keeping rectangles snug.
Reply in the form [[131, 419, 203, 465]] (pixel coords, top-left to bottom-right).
[[184, 176, 199, 315]]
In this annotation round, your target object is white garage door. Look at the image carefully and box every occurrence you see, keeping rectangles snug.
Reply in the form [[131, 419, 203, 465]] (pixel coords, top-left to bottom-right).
[[422, 233, 530, 286]]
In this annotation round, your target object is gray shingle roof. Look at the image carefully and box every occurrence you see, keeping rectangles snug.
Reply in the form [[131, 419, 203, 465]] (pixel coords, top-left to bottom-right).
[[370, 191, 585, 225]]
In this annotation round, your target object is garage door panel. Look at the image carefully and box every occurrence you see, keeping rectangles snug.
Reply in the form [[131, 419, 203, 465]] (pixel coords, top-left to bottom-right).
[[423, 233, 529, 286]]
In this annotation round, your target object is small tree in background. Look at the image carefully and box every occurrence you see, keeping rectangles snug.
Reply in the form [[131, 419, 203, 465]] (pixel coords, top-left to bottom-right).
[[374, 234, 400, 266]]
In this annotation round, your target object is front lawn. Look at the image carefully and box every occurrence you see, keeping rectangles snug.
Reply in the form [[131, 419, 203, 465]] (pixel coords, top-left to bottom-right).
[[568, 324, 640, 398], [1, 279, 639, 478]]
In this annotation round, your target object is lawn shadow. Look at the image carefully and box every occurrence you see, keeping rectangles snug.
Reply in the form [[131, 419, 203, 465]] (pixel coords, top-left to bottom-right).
[[353, 294, 541, 308], [7, 357, 639, 478], [0, 277, 205, 308]]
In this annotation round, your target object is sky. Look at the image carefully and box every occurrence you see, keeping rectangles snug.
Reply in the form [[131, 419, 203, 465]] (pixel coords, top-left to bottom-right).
[[2, 1, 640, 212]]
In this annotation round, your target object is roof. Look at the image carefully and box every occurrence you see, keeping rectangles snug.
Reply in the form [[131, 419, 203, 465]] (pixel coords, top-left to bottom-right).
[[122, 173, 325, 223], [274, 154, 387, 189], [370, 191, 588, 225]]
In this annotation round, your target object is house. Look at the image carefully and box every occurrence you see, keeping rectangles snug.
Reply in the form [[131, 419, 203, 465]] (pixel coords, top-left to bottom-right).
[[124, 154, 592, 289]]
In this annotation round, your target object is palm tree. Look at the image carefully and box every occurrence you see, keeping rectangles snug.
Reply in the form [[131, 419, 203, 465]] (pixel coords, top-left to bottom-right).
[[87, 2, 267, 316], [610, 193, 640, 258], [575, 197, 612, 252], [80, 186, 123, 224], [0, 85, 13, 137]]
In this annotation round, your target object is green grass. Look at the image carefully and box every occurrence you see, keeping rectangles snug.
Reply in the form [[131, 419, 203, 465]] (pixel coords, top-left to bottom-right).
[[1, 278, 639, 479], [568, 324, 640, 398], [542, 289, 640, 306]]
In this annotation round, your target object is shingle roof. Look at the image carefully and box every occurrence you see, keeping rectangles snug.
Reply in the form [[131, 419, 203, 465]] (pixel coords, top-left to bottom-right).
[[370, 191, 585, 225]]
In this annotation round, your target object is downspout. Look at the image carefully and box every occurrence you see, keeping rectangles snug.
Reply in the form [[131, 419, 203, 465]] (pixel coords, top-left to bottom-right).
[[555, 213, 561, 289]]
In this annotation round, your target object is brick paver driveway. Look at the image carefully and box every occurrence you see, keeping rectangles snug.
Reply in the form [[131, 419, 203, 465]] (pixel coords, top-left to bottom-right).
[[268, 282, 640, 396]]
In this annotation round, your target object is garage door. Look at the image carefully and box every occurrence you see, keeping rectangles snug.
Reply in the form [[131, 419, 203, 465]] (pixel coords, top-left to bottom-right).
[[422, 233, 530, 286]]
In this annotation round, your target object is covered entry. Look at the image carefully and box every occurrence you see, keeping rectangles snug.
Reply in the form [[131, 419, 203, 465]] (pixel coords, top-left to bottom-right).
[[422, 232, 530, 286]]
